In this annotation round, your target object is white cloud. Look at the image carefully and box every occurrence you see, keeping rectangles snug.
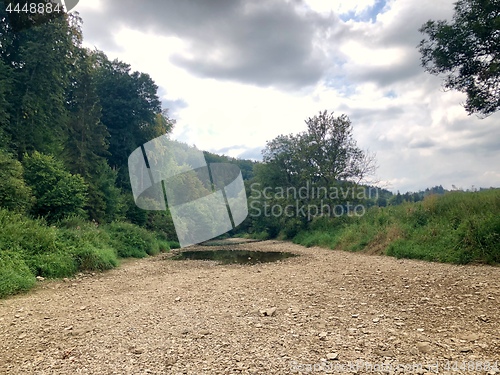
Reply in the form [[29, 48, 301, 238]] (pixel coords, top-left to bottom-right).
[[77, 0, 500, 193], [304, 0, 377, 16]]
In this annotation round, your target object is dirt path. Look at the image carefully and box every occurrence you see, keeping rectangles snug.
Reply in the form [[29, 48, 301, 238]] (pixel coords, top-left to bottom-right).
[[0, 241, 499, 374]]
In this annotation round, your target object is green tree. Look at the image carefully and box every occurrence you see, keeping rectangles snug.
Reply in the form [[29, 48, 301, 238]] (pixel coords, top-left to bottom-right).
[[418, 0, 500, 117], [262, 111, 376, 186], [0, 59, 13, 146], [2, 12, 75, 156], [92, 53, 168, 187], [63, 24, 123, 222], [0, 151, 33, 212], [23, 152, 88, 222]]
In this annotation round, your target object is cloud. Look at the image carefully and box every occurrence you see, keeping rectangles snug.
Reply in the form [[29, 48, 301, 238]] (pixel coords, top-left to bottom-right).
[[80, 0, 346, 89], [75, 0, 500, 193], [161, 98, 188, 118]]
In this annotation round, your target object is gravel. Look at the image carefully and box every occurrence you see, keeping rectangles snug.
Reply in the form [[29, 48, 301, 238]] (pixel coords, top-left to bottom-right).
[[0, 240, 499, 374]]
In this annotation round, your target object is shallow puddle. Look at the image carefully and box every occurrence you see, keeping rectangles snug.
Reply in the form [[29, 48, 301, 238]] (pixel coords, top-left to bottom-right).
[[171, 249, 297, 265]]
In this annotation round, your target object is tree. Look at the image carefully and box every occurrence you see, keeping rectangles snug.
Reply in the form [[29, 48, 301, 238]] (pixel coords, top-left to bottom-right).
[[23, 152, 88, 222], [262, 111, 377, 186], [0, 59, 13, 146], [92, 53, 169, 187], [0, 151, 33, 212], [0, 8, 75, 156], [418, 0, 500, 117]]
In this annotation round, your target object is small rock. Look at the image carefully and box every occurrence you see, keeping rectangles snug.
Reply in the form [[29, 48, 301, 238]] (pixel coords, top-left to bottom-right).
[[416, 342, 432, 354], [352, 314, 359, 318], [174, 297, 181, 302], [459, 333, 480, 341], [372, 318, 380, 323], [326, 353, 339, 360], [36, 276, 45, 281], [259, 307, 277, 317], [459, 347, 473, 353], [375, 349, 395, 357]]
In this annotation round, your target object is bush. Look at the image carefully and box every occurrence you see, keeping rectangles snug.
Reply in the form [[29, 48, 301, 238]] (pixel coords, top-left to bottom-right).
[[71, 244, 118, 271], [0, 209, 59, 255], [0, 207, 168, 298], [0, 252, 36, 298], [23, 152, 88, 222], [293, 189, 500, 265], [104, 222, 159, 258], [0, 151, 33, 213], [167, 241, 181, 249], [24, 251, 77, 278]]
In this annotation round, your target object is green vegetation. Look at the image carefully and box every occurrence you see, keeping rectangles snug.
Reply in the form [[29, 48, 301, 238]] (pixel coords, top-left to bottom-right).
[[0, 209, 171, 298], [419, 0, 500, 117], [0, 6, 180, 298], [293, 190, 500, 265]]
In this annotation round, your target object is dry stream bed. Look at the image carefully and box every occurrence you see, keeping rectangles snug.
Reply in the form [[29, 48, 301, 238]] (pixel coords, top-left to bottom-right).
[[0, 240, 499, 374]]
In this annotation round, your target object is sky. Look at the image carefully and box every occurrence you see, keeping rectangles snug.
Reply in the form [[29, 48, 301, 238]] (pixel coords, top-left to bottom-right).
[[75, 0, 500, 193]]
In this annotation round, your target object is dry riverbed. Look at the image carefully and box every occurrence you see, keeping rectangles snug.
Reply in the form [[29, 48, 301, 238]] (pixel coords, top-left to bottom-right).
[[0, 241, 499, 374]]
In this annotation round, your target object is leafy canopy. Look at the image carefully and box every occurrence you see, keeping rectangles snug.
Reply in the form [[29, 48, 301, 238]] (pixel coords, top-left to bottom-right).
[[418, 0, 500, 117]]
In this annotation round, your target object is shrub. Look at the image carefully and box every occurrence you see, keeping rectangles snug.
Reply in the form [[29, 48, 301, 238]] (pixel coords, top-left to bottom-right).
[[0, 252, 36, 298], [104, 222, 159, 258], [71, 244, 118, 271], [25, 251, 77, 278], [0, 151, 33, 213], [23, 152, 88, 222], [167, 241, 181, 249]]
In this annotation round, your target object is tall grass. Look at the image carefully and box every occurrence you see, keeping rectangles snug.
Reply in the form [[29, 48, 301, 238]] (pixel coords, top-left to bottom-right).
[[0, 210, 171, 299], [293, 190, 500, 265]]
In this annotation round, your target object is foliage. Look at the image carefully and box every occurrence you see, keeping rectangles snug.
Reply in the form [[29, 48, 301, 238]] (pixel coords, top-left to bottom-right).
[[262, 111, 376, 185], [0, 252, 36, 298], [293, 189, 500, 265], [23, 152, 88, 222], [244, 110, 378, 239], [0, 208, 170, 298], [0, 150, 33, 212], [104, 222, 160, 258], [1, 9, 75, 156], [419, 0, 500, 117]]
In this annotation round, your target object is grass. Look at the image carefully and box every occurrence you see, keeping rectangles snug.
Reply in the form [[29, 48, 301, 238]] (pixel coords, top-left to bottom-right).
[[0, 210, 173, 299], [293, 189, 500, 265]]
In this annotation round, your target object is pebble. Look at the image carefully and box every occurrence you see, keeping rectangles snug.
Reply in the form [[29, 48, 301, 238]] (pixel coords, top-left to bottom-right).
[[326, 352, 339, 360]]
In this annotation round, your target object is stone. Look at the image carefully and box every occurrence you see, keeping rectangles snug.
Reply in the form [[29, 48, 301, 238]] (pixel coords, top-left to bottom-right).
[[259, 307, 277, 317], [375, 349, 395, 357], [459, 333, 480, 341], [416, 342, 432, 354], [326, 353, 339, 360]]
